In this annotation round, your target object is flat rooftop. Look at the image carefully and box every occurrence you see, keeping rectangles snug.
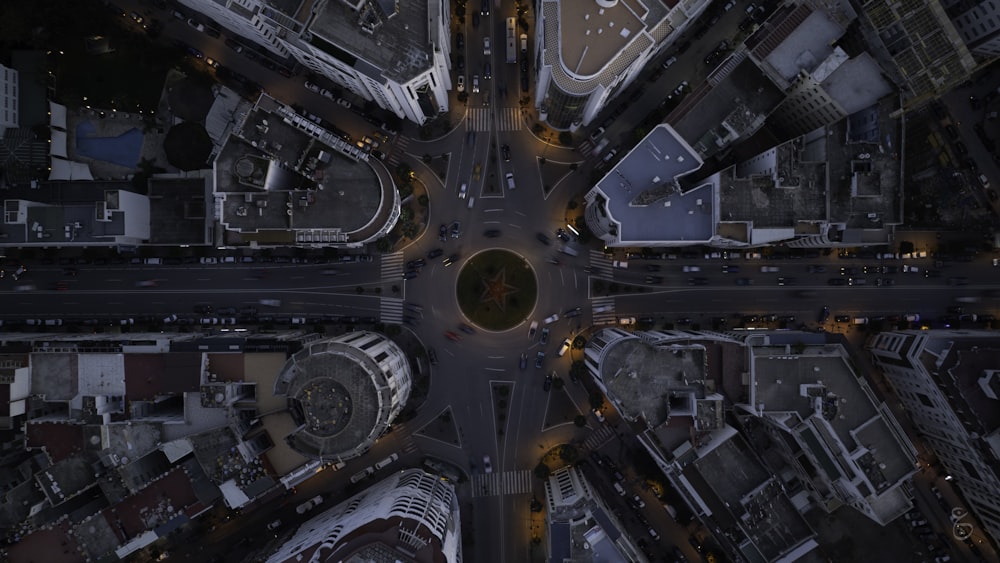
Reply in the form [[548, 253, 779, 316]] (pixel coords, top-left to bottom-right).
[[308, 0, 435, 83], [935, 338, 1000, 435], [593, 125, 713, 244], [557, 0, 643, 77], [763, 8, 843, 84], [597, 333, 706, 425]]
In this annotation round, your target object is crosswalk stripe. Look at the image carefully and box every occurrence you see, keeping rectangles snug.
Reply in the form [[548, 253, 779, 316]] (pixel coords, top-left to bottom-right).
[[380, 251, 405, 279], [467, 108, 523, 131], [380, 297, 404, 323], [385, 137, 409, 166], [470, 469, 532, 497], [584, 425, 616, 450]]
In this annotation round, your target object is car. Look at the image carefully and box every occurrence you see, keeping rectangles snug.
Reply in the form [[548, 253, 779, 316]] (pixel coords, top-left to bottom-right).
[[564, 307, 582, 318], [630, 494, 646, 509], [807, 264, 827, 273], [682, 265, 700, 272], [457, 75, 465, 92], [835, 315, 850, 323], [536, 233, 551, 245], [200, 257, 217, 264], [735, 277, 753, 286], [459, 323, 475, 335], [828, 278, 847, 286], [777, 277, 795, 285], [459, 182, 468, 199], [483, 37, 491, 56], [535, 351, 546, 369], [722, 264, 740, 273], [501, 144, 511, 161], [558, 338, 572, 357], [544, 313, 560, 324], [519, 353, 527, 370], [672, 81, 688, 97], [204, 57, 220, 69], [267, 519, 281, 531], [402, 270, 419, 280], [450, 222, 461, 238], [472, 75, 480, 93], [760, 266, 779, 273], [688, 277, 709, 285], [662, 56, 678, 68], [443, 254, 460, 267], [540, 327, 550, 345], [484, 62, 492, 80], [456, 32, 464, 48], [444, 331, 461, 342], [483, 455, 493, 473], [593, 408, 605, 422], [528, 321, 538, 338], [602, 148, 618, 163], [336, 98, 352, 109], [543, 371, 554, 391]]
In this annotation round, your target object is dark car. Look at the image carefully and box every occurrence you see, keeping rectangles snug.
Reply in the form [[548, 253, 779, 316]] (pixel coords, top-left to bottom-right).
[[645, 264, 661, 272], [428, 348, 439, 365], [438, 223, 448, 241], [535, 351, 545, 369], [519, 353, 527, 370], [501, 144, 511, 162], [835, 315, 850, 323], [735, 277, 753, 286], [646, 276, 664, 284], [543, 372, 553, 391], [405, 258, 426, 270], [540, 327, 550, 346], [828, 278, 847, 286], [456, 32, 464, 48], [402, 270, 419, 280], [536, 233, 551, 245], [807, 265, 826, 273], [459, 323, 475, 335], [819, 306, 830, 323], [722, 264, 740, 273], [443, 254, 460, 267], [427, 248, 443, 259]]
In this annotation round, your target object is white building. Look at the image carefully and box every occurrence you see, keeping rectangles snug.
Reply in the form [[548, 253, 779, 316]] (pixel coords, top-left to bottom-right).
[[266, 469, 462, 563], [177, 0, 451, 125], [275, 331, 413, 463], [534, 0, 712, 130], [870, 330, 1000, 545], [0, 63, 18, 138]]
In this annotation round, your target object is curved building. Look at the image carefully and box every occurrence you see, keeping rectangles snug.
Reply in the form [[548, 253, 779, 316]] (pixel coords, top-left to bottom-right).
[[534, 0, 712, 129], [273, 331, 411, 463], [266, 469, 462, 563]]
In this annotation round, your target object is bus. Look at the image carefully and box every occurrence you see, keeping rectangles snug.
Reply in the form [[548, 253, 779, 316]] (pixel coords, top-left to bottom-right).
[[506, 17, 517, 64]]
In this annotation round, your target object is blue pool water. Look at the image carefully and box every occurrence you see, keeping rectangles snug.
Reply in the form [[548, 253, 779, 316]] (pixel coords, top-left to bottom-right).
[[75, 120, 144, 168]]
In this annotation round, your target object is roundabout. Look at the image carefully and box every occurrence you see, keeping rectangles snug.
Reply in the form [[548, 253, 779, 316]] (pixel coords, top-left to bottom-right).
[[455, 248, 538, 331]]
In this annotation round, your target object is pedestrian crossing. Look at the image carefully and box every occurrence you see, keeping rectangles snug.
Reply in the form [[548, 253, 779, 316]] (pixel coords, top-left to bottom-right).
[[588, 250, 614, 279], [380, 297, 404, 324], [583, 424, 616, 451], [467, 108, 523, 131], [381, 251, 404, 279], [591, 296, 616, 324], [470, 469, 533, 497], [384, 137, 409, 167]]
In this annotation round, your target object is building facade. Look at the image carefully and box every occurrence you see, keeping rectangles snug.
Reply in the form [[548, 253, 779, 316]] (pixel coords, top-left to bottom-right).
[[178, 0, 451, 125], [870, 330, 1000, 545], [0, 63, 18, 138], [266, 468, 462, 563], [941, 0, 1000, 57]]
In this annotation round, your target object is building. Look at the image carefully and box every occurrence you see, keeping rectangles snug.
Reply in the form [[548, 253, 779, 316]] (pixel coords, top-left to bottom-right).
[[266, 468, 462, 563], [0, 63, 18, 138], [583, 328, 919, 561], [543, 464, 648, 562], [177, 0, 451, 125], [214, 94, 400, 248], [855, 0, 977, 108], [585, 95, 903, 250], [870, 330, 1000, 545], [534, 0, 713, 130], [274, 331, 412, 464], [943, 0, 1000, 57]]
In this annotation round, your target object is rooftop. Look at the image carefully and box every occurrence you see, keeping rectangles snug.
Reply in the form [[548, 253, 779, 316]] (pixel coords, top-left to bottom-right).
[[592, 125, 712, 244], [596, 333, 708, 426], [934, 337, 1000, 435], [307, 0, 436, 83], [544, 465, 638, 563], [761, 8, 843, 85], [557, 0, 644, 77], [123, 353, 202, 402]]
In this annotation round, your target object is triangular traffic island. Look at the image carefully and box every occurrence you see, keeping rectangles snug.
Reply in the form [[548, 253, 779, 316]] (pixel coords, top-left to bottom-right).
[[490, 382, 513, 446], [542, 376, 584, 431], [414, 406, 462, 448]]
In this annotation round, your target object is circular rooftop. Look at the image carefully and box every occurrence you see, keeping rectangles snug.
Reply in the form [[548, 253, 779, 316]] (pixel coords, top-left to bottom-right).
[[276, 333, 409, 461]]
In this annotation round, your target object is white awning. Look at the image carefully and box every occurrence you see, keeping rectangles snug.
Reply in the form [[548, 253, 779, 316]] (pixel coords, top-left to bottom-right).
[[49, 101, 68, 131], [49, 157, 94, 181], [49, 129, 67, 157]]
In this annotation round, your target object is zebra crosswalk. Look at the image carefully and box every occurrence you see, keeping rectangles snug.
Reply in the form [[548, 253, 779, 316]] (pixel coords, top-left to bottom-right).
[[467, 108, 523, 131], [583, 424, 616, 451], [470, 469, 533, 497], [384, 137, 410, 167], [380, 297, 404, 324], [381, 251, 404, 279], [588, 250, 615, 279], [591, 297, 616, 324]]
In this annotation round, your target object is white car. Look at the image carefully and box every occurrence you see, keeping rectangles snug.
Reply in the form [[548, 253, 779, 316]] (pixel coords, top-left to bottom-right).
[[593, 409, 606, 422], [259, 299, 282, 307], [662, 56, 677, 68], [267, 520, 281, 531], [682, 265, 700, 272], [544, 314, 560, 324], [472, 75, 480, 93], [200, 257, 217, 264], [457, 75, 465, 92], [336, 98, 352, 109], [483, 37, 491, 56], [528, 320, 538, 338], [558, 338, 571, 357], [760, 266, 779, 273], [304, 81, 320, 93], [483, 455, 493, 473], [459, 182, 468, 199]]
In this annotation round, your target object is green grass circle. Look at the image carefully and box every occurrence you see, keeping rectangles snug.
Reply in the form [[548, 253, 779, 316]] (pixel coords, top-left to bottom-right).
[[456, 249, 538, 331]]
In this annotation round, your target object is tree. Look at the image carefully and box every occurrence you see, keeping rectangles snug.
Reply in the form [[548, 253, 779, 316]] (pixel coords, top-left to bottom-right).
[[574, 415, 587, 427], [558, 131, 573, 146], [589, 390, 605, 411], [558, 444, 578, 463], [534, 462, 551, 480]]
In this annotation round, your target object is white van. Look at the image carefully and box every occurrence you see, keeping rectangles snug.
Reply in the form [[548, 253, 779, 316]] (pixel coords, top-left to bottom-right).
[[613, 482, 626, 496], [374, 453, 398, 470]]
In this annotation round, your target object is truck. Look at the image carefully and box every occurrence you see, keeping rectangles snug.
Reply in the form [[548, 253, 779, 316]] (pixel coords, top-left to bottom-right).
[[295, 495, 323, 514]]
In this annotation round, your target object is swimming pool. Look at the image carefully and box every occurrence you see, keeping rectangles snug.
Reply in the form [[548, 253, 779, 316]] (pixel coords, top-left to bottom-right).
[[75, 120, 144, 169]]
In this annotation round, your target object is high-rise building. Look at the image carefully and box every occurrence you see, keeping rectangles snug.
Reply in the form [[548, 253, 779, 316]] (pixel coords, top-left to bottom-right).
[[177, 0, 452, 124], [534, 0, 712, 130], [266, 469, 462, 563], [870, 330, 1000, 545], [0, 63, 18, 138], [941, 0, 1000, 57]]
